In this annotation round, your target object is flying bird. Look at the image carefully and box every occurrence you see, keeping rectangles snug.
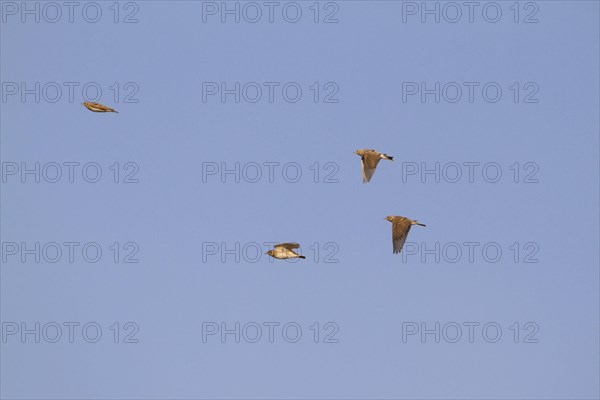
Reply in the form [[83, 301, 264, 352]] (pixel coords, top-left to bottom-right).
[[354, 149, 393, 183], [265, 243, 306, 260], [81, 101, 118, 113], [385, 216, 426, 254]]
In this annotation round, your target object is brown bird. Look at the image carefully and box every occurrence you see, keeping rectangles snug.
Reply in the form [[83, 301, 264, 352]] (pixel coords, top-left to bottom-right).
[[354, 149, 393, 183], [265, 243, 306, 260], [81, 101, 118, 113], [385, 216, 426, 254]]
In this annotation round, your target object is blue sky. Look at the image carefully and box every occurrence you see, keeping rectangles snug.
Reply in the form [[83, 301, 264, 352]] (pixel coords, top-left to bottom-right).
[[1, 1, 599, 399]]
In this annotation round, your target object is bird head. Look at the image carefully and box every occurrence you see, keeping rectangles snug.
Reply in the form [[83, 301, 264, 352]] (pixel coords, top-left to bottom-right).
[[385, 216, 394, 222]]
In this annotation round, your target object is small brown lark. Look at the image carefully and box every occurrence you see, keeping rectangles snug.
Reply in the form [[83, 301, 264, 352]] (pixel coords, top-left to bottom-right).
[[354, 149, 393, 183], [265, 243, 306, 260], [385, 216, 426, 254], [82, 101, 118, 113]]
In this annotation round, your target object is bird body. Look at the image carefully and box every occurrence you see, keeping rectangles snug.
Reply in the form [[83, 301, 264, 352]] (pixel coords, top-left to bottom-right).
[[82, 101, 118, 113], [385, 216, 426, 254], [266, 243, 306, 260], [354, 149, 393, 183]]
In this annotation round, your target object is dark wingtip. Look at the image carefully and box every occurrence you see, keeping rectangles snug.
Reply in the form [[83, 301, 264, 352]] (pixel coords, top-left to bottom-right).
[[299, 255, 306, 259]]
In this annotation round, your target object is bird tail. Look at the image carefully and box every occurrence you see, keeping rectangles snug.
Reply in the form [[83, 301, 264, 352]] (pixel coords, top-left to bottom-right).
[[383, 154, 393, 161], [298, 255, 306, 259]]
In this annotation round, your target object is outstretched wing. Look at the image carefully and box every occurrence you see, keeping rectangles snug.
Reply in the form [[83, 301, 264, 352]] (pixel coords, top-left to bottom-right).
[[361, 151, 382, 183], [274, 242, 300, 250], [90, 102, 116, 112], [392, 220, 412, 254]]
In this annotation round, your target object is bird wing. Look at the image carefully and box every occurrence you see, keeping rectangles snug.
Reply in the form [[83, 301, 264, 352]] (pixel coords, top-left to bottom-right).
[[361, 152, 381, 183], [275, 242, 300, 250], [392, 219, 412, 254], [91, 102, 113, 111]]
